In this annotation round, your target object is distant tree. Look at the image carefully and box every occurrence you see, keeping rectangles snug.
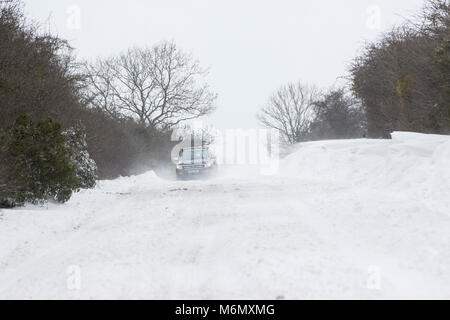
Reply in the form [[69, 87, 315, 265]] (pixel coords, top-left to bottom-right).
[[84, 41, 217, 130], [310, 88, 367, 140], [257, 82, 318, 145]]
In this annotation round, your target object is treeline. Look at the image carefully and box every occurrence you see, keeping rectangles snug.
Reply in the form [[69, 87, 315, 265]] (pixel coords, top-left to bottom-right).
[[257, 83, 367, 146], [0, 0, 215, 207], [258, 0, 449, 143], [351, 0, 450, 138]]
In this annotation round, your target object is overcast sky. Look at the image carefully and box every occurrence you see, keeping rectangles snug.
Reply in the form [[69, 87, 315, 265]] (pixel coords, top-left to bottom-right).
[[23, 0, 425, 129]]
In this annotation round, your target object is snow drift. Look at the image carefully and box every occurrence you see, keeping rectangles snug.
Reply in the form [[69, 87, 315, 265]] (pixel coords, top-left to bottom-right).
[[281, 132, 450, 216]]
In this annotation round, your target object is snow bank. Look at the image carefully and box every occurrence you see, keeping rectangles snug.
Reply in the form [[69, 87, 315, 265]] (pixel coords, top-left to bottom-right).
[[280, 132, 450, 216], [96, 171, 162, 193]]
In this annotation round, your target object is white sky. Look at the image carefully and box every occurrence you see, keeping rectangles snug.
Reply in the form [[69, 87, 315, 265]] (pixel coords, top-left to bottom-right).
[[23, 0, 425, 129]]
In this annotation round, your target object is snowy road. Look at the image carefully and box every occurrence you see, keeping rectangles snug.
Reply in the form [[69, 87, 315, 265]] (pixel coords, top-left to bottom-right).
[[1, 133, 449, 299]]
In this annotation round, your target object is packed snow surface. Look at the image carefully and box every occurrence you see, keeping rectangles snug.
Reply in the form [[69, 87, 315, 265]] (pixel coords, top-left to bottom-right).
[[0, 132, 449, 299]]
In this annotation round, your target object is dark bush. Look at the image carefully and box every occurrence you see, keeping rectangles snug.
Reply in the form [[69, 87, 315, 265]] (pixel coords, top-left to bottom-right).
[[1, 114, 80, 206]]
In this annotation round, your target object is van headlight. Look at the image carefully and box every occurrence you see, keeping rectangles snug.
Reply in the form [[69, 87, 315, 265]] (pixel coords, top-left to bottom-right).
[[176, 164, 183, 170], [205, 162, 212, 168]]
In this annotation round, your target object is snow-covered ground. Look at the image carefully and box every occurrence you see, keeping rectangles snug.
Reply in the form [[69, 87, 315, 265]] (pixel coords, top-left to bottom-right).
[[0, 132, 449, 299]]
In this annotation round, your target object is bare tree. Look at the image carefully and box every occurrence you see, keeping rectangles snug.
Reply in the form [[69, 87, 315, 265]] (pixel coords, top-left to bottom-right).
[[84, 41, 217, 129], [257, 82, 318, 144]]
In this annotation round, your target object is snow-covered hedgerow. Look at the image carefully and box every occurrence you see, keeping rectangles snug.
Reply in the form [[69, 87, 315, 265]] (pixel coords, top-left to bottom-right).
[[64, 124, 98, 189]]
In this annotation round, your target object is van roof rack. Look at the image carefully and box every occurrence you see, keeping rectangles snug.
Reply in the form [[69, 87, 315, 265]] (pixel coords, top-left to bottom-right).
[[182, 146, 209, 150]]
